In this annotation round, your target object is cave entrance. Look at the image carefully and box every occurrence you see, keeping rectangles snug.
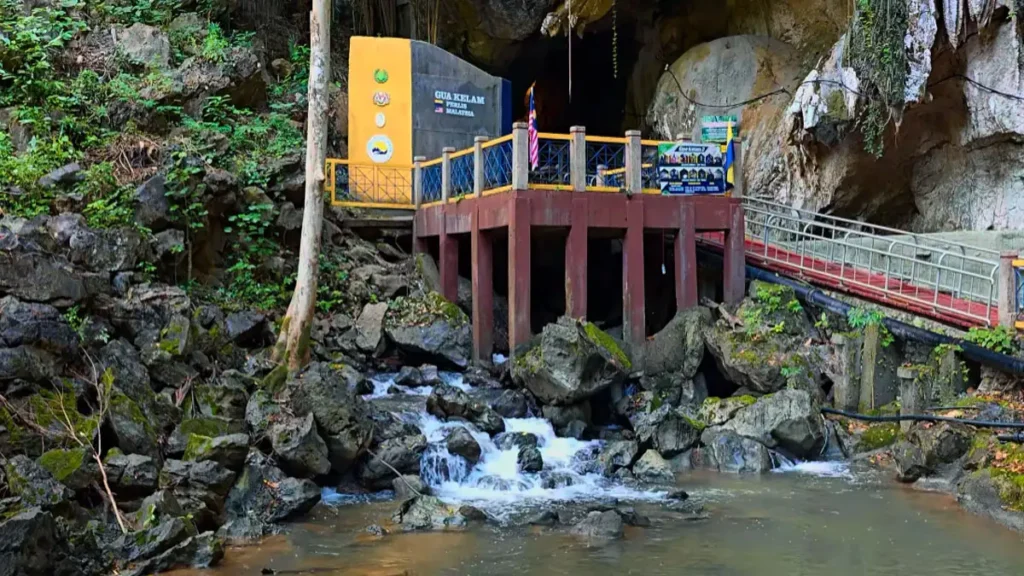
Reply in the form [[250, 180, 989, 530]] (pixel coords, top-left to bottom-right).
[[587, 231, 623, 333], [505, 19, 639, 135], [531, 228, 568, 333]]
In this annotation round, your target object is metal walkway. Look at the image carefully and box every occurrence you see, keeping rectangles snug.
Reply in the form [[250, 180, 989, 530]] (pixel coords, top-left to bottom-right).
[[715, 198, 1006, 329]]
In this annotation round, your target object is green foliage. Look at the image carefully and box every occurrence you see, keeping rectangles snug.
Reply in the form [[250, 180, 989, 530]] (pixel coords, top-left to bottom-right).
[[97, 0, 180, 26], [814, 311, 830, 330], [847, 307, 894, 347], [964, 326, 1017, 355], [847, 0, 909, 157], [859, 423, 901, 450], [80, 162, 136, 229], [0, 0, 87, 107], [217, 201, 282, 310]]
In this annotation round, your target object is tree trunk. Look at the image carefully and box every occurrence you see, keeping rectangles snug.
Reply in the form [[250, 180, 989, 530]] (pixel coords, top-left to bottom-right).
[[273, 0, 331, 371]]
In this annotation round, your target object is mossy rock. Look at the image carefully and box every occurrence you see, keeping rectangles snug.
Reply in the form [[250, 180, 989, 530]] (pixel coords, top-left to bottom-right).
[[858, 423, 901, 451], [108, 391, 159, 457], [183, 434, 214, 461], [384, 291, 469, 328], [583, 321, 632, 370]]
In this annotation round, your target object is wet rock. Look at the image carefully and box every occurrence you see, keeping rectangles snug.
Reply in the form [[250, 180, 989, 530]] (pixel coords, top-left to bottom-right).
[[385, 293, 472, 369], [699, 396, 756, 427], [118, 23, 170, 68], [392, 495, 468, 531], [542, 402, 592, 428], [0, 296, 78, 356], [446, 427, 482, 464], [393, 366, 423, 386], [540, 470, 578, 489], [393, 475, 429, 500], [630, 405, 703, 457], [0, 245, 90, 305], [699, 429, 773, 474], [216, 517, 265, 545], [957, 469, 1024, 533], [134, 174, 171, 231], [183, 433, 250, 471], [511, 317, 630, 405], [160, 459, 236, 498], [518, 446, 544, 473], [135, 490, 185, 526], [4, 455, 73, 510], [494, 431, 539, 451], [105, 453, 159, 496], [287, 362, 373, 474], [471, 404, 505, 435], [120, 532, 223, 576], [570, 510, 624, 540], [717, 389, 824, 458], [419, 364, 442, 385], [0, 508, 58, 576], [193, 370, 252, 420], [269, 413, 331, 478], [167, 417, 246, 457], [355, 302, 388, 354], [367, 408, 421, 444], [527, 509, 559, 526], [633, 450, 674, 483], [224, 450, 321, 528], [0, 345, 57, 382], [893, 441, 930, 483], [225, 311, 267, 347], [598, 441, 640, 475], [493, 389, 529, 418], [615, 506, 652, 527], [357, 434, 428, 489], [426, 383, 505, 435], [907, 422, 972, 469], [561, 420, 588, 439]]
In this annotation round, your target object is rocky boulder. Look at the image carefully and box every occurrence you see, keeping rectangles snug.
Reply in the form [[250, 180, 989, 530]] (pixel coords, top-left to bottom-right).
[[511, 317, 631, 405], [5, 455, 73, 510], [446, 427, 482, 464], [0, 296, 78, 356], [717, 389, 824, 458], [391, 495, 469, 531], [569, 510, 624, 540], [426, 383, 505, 435], [633, 450, 674, 483], [269, 413, 331, 478], [117, 23, 171, 69], [224, 311, 267, 347], [643, 308, 708, 380], [120, 532, 223, 576], [393, 475, 429, 499], [518, 446, 544, 473], [286, 362, 373, 474], [357, 434, 428, 489], [355, 302, 388, 354], [38, 448, 99, 493], [598, 440, 640, 475], [384, 293, 472, 369], [493, 389, 529, 418], [699, 428, 773, 474], [183, 433, 250, 471], [224, 450, 321, 532], [0, 508, 58, 576], [104, 453, 159, 496]]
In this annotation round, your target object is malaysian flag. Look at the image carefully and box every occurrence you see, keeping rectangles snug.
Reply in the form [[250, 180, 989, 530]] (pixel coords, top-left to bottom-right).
[[528, 83, 539, 171]]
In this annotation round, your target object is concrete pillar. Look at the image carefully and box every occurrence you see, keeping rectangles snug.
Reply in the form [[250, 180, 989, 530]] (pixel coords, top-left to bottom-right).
[[512, 122, 529, 191], [897, 365, 926, 433], [624, 130, 642, 194], [473, 136, 486, 197], [413, 156, 425, 208], [441, 147, 454, 202], [732, 138, 744, 199], [596, 165, 608, 187], [439, 222, 458, 303], [566, 197, 588, 319], [509, 196, 531, 353], [830, 333, 863, 411], [675, 202, 698, 310], [933, 347, 967, 403], [998, 251, 1018, 329], [859, 323, 899, 411], [570, 126, 587, 192], [623, 199, 646, 350], [723, 202, 746, 305], [471, 208, 493, 364]]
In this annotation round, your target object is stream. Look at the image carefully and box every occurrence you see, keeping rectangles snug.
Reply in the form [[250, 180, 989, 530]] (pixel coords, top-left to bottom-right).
[[171, 376, 1024, 576]]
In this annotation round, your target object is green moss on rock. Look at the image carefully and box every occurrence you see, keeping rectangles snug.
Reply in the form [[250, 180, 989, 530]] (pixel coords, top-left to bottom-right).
[[183, 434, 213, 461], [859, 423, 901, 450], [38, 448, 86, 482], [583, 321, 631, 370], [179, 418, 233, 438], [385, 292, 469, 328]]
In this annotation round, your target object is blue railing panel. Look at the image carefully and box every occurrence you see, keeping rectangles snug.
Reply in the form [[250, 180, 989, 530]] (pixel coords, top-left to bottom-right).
[[531, 138, 571, 186], [483, 140, 513, 190], [586, 141, 625, 185], [450, 153, 475, 199], [422, 164, 442, 203]]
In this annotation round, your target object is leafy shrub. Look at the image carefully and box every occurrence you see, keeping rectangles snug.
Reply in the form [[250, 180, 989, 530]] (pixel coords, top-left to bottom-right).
[[964, 326, 1017, 356]]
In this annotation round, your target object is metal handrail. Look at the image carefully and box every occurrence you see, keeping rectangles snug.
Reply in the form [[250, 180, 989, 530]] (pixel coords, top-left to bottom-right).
[[743, 202, 998, 325]]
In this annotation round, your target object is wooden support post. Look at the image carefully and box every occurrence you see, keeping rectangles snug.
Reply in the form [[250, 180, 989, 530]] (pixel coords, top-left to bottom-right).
[[723, 201, 746, 305], [675, 202, 698, 310], [570, 126, 586, 192], [512, 122, 529, 191], [623, 198, 646, 350], [596, 164, 608, 187], [566, 197, 588, 319], [999, 251, 1017, 329], [473, 136, 486, 197], [413, 155, 425, 208], [472, 206, 493, 364], [732, 138, 745, 199], [624, 130, 642, 194], [509, 196, 532, 353], [441, 146, 454, 202]]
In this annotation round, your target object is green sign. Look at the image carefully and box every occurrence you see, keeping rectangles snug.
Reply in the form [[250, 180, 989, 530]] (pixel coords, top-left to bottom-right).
[[701, 115, 739, 143], [374, 69, 389, 84]]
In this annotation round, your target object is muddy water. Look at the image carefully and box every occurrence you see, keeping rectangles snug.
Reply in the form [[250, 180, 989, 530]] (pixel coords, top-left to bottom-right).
[[171, 467, 1024, 576]]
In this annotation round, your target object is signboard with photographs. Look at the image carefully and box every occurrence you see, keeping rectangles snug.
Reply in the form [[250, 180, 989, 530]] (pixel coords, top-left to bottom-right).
[[657, 142, 726, 195]]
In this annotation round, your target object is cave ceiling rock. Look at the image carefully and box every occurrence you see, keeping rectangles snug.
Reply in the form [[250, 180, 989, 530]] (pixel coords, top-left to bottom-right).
[[540, 0, 614, 37]]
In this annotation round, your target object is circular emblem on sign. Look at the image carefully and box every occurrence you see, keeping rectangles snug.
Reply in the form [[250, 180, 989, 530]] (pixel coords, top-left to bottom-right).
[[366, 135, 394, 164], [374, 69, 389, 84], [373, 91, 390, 107], [375, 113, 386, 128]]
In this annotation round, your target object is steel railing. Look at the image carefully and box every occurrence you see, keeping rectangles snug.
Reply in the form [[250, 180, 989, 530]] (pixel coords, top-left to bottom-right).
[[742, 197, 1000, 326]]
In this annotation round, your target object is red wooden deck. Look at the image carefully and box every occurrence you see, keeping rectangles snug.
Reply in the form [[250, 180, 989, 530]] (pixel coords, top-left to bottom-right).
[[700, 234, 998, 329]]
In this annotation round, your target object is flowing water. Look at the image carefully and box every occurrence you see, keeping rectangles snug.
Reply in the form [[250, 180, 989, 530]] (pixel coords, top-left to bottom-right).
[[170, 378, 1024, 576]]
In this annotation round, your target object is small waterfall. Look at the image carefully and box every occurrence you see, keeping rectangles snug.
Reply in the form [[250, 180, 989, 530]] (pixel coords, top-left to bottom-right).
[[364, 371, 473, 399]]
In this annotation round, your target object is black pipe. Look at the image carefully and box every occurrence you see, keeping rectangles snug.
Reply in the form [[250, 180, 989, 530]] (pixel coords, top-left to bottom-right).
[[742, 264, 1024, 374], [997, 433, 1024, 443], [822, 407, 1024, 429]]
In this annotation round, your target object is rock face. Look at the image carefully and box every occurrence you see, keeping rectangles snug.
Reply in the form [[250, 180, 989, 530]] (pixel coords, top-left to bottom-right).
[[633, 450, 675, 483], [570, 510, 624, 540], [0, 508, 58, 576], [699, 429, 773, 473], [392, 495, 469, 531], [511, 317, 631, 405], [426, 383, 505, 435], [446, 427, 482, 464], [716, 389, 824, 458], [357, 434, 428, 489], [224, 450, 321, 533], [629, 405, 703, 457], [384, 293, 472, 369], [355, 302, 388, 354], [117, 23, 171, 69], [286, 363, 373, 474], [269, 414, 331, 478]]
